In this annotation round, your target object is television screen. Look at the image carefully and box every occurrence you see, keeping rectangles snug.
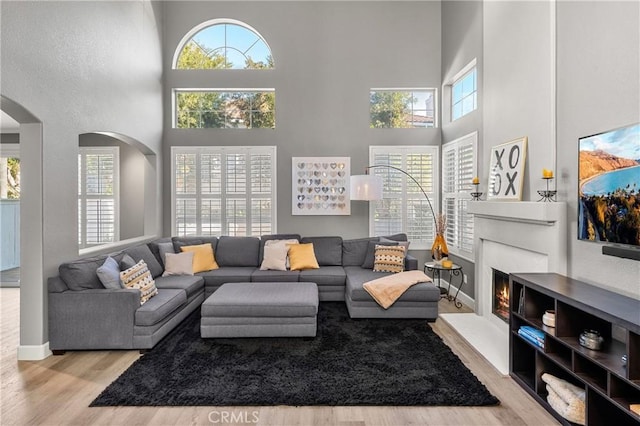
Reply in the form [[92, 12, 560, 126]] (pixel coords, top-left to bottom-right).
[[579, 122, 640, 247]]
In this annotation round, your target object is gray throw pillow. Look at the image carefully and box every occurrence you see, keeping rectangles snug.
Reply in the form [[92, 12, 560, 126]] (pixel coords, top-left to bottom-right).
[[120, 254, 137, 270], [96, 256, 122, 289], [361, 240, 398, 269], [157, 242, 175, 267]]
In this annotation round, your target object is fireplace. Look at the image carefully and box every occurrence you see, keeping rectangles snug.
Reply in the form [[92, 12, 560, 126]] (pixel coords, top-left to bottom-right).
[[492, 269, 510, 323]]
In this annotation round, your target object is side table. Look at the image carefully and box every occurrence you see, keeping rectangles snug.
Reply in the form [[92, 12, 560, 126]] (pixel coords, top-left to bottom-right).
[[424, 262, 465, 308]]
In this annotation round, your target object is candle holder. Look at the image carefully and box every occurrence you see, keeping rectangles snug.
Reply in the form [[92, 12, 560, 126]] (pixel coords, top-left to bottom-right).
[[537, 177, 557, 202], [471, 183, 483, 201]]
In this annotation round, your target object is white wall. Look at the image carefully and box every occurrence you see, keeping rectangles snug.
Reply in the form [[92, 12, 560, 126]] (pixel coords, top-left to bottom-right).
[[0, 0, 164, 350], [162, 1, 442, 242], [556, 1, 640, 298]]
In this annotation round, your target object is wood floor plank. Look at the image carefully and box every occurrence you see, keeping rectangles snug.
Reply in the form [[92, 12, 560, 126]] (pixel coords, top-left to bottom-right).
[[0, 288, 558, 425]]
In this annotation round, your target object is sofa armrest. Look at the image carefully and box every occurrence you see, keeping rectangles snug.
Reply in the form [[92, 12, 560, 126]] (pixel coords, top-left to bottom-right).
[[405, 254, 418, 271], [48, 284, 140, 350]]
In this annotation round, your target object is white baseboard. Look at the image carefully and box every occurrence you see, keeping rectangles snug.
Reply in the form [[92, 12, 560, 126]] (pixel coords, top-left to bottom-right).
[[17, 342, 52, 360], [438, 279, 475, 310]]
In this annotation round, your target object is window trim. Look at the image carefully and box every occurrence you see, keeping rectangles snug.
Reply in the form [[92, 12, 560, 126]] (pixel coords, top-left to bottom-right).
[[171, 146, 277, 237], [450, 59, 477, 122], [172, 18, 274, 70], [369, 88, 438, 129], [368, 145, 440, 250], [78, 146, 120, 249], [442, 131, 477, 260], [172, 88, 276, 129]]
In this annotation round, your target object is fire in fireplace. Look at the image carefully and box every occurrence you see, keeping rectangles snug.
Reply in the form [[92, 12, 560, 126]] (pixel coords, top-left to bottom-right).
[[492, 269, 510, 323]]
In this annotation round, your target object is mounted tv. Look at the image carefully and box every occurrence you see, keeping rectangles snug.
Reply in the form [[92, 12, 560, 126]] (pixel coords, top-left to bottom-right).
[[578, 122, 640, 260]]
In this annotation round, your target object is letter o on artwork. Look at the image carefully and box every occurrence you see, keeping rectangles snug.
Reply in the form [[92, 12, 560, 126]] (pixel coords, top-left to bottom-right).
[[509, 145, 520, 169]]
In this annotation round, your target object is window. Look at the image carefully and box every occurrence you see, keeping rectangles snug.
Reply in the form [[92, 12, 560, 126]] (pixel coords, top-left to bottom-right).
[[370, 89, 436, 128], [369, 146, 439, 249], [78, 147, 119, 248], [173, 20, 273, 70], [0, 145, 20, 200], [442, 132, 477, 257], [172, 146, 276, 237], [175, 90, 275, 129], [451, 61, 477, 121]]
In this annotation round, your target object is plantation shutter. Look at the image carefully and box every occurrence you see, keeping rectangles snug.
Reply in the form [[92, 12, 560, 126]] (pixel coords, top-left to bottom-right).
[[369, 146, 439, 250], [442, 132, 477, 256], [78, 148, 119, 248], [172, 146, 276, 237]]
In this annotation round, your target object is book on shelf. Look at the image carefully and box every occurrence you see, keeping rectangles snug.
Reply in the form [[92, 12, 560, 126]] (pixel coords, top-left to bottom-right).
[[518, 328, 544, 349], [520, 325, 545, 340], [517, 288, 525, 315]]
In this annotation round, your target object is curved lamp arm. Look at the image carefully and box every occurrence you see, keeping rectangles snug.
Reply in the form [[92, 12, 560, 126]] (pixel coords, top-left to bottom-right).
[[354, 164, 437, 226]]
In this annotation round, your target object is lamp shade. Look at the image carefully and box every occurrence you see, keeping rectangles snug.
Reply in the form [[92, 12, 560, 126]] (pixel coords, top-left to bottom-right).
[[350, 174, 383, 200]]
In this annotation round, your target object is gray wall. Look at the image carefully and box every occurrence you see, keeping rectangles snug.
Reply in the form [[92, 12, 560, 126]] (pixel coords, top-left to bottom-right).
[[0, 1, 164, 349], [162, 1, 442, 252], [441, 0, 483, 299], [556, 1, 640, 298]]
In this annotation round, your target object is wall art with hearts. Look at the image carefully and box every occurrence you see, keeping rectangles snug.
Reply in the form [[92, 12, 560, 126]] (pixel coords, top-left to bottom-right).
[[292, 157, 351, 215]]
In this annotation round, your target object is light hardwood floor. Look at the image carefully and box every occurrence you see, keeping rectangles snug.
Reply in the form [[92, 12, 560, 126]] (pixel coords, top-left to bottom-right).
[[0, 288, 558, 425]]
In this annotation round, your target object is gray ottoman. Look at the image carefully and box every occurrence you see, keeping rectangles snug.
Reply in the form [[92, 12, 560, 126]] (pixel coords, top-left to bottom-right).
[[200, 282, 319, 338]]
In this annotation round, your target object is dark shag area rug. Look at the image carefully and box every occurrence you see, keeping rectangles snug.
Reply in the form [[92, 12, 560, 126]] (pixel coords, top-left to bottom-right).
[[91, 303, 499, 407]]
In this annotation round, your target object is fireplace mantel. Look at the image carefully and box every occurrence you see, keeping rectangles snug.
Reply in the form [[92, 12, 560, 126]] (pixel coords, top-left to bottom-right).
[[468, 201, 565, 225]]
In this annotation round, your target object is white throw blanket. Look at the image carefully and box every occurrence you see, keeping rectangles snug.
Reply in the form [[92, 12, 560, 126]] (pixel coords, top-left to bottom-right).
[[541, 373, 585, 425], [362, 270, 432, 309]]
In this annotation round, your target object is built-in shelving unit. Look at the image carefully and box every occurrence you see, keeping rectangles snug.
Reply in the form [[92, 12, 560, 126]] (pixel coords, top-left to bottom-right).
[[509, 272, 640, 425]]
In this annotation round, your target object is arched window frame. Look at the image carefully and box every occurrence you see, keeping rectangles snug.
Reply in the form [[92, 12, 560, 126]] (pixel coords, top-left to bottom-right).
[[172, 18, 274, 70]]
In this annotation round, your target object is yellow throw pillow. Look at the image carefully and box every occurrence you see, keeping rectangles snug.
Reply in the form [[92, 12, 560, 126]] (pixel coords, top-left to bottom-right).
[[180, 243, 219, 273], [288, 243, 320, 271], [373, 245, 406, 273]]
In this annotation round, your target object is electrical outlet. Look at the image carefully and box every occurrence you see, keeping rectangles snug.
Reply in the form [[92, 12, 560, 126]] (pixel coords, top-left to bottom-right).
[[463, 274, 468, 283]]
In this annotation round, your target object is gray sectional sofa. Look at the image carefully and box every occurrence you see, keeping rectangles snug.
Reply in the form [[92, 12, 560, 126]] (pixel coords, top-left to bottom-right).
[[48, 233, 440, 353]]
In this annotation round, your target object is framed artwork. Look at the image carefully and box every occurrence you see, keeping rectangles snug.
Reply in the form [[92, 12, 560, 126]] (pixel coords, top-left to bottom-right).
[[292, 157, 350, 215], [487, 137, 528, 201]]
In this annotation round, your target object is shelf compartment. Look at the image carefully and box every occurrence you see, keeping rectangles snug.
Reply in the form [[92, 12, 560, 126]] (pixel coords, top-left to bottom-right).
[[574, 352, 607, 393], [556, 301, 612, 341], [537, 353, 584, 398], [511, 334, 536, 390], [588, 389, 640, 426], [610, 375, 640, 419], [545, 336, 572, 371], [510, 280, 525, 316], [560, 335, 628, 378], [523, 287, 555, 326]]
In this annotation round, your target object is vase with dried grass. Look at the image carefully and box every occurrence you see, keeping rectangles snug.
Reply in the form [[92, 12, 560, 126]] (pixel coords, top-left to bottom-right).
[[431, 213, 449, 263]]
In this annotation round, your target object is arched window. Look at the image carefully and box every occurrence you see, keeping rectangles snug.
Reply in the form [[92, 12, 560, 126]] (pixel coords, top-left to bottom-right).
[[173, 19, 273, 70]]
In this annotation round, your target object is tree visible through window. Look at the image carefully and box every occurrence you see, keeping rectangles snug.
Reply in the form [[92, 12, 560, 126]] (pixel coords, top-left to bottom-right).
[[370, 89, 436, 128]]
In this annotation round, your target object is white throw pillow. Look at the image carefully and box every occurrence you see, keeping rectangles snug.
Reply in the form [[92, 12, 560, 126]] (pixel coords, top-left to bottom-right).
[[162, 251, 195, 276], [260, 239, 299, 271]]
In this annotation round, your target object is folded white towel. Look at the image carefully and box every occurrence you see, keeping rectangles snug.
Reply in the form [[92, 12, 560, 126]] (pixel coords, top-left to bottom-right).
[[542, 373, 585, 425]]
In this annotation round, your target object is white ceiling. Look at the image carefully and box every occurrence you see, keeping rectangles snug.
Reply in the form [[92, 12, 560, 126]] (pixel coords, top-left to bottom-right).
[[1, 110, 20, 133]]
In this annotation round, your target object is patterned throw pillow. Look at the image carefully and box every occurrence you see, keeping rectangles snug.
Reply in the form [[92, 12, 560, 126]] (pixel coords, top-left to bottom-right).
[[373, 245, 406, 273], [120, 260, 158, 305]]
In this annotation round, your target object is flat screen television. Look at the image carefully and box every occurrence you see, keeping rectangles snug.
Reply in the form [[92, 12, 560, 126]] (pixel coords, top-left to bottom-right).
[[578, 122, 640, 259]]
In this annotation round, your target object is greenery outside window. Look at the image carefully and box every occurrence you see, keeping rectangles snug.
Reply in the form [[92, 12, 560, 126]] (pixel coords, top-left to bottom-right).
[[442, 132, 477, 257], [175, 90, 275, 129], [78, 147, 119, 248], [172, 146, 276, 237], [369, 146, 439, 249], [370, 89, 436, 128]]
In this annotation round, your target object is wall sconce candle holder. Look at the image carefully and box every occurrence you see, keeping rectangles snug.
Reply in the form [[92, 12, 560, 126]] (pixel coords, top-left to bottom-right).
[[471, 182, 483, 201], [537, 177, 557, 202]]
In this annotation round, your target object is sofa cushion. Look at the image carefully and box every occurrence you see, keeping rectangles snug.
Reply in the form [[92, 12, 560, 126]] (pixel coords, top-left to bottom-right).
[[216, 236, 260, 267], [59, 252, 125, 291], [259, 234, 301, 262], [299, 266, 346, 286], [148, 237, 173, 266], [300, 236, 343, 266], [135, 288, 186, 327], [342, 237, 377, 267], [123, 244, 164, 279], [154, 275, 204, 299], [172, 236, 218, 254], [197, 267, 256, 288], [251, 269, 300, 282]]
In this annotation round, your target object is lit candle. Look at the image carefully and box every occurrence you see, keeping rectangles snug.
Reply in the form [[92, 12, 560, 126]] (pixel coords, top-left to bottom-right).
[[472, 176, 479, 185], [542, 169, 553, 178]]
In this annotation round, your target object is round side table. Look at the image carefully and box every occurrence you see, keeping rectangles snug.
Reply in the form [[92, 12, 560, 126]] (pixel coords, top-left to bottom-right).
[[424, 261, 465, 308]]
